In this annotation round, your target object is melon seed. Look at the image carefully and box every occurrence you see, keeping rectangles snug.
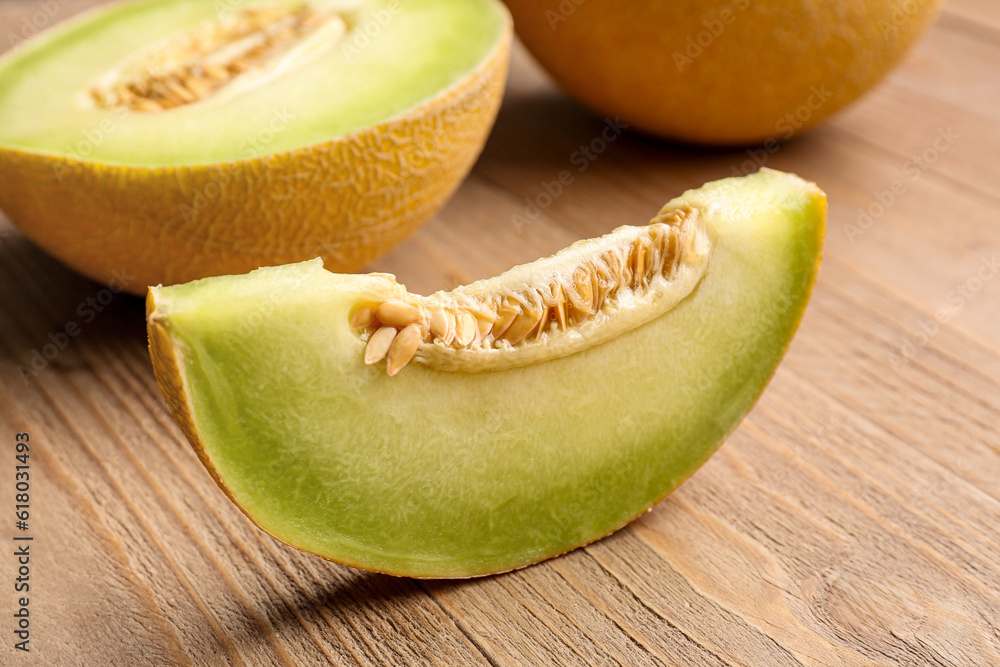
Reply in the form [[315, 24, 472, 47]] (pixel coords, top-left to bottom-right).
[[387, 325, 422, 377], [377, 300, 424, 328], [364, 326, 397, 365]]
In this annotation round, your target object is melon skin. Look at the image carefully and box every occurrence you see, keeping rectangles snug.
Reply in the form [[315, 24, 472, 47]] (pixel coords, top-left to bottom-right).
[[0, 0, 512, 293], [147, 169, 826, 578], [503, 0, 941, 145]]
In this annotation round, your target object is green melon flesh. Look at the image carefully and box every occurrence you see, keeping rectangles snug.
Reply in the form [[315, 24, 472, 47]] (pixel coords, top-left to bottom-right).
[[0, 0, 507, 165], [148, 169, 825, 578]]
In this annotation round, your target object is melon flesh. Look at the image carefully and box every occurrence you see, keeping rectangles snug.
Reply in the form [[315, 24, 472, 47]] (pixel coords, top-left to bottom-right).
[[0, 0, 507, 165], [147, 169, 826, 578]]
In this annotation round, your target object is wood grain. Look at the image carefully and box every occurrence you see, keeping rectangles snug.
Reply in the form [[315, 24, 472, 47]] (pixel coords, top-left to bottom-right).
[[1, 1, 998, 664]]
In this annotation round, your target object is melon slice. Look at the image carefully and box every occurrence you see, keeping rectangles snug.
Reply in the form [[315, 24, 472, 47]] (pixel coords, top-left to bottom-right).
[[0, 0, 511, 291], [147, 169, 826, 578]]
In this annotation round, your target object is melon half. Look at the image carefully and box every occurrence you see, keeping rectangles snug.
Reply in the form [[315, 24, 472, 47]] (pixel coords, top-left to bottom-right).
[[0, 0, 512, 291]]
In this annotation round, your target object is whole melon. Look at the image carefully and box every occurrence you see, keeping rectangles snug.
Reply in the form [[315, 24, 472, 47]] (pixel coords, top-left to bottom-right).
[[504, 0, 941, 145]]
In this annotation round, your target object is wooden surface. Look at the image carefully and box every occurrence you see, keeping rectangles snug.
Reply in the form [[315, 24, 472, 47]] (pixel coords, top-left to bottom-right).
[[2, 1, 999, 665]]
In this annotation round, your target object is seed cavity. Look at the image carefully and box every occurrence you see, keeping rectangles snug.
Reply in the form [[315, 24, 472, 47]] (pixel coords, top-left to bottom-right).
[[351, 206, 710, 375], [89, 4, 348, 112]]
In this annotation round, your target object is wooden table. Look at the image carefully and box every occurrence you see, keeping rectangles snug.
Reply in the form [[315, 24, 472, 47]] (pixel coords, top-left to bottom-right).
[[2, 1, 998, 664]]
